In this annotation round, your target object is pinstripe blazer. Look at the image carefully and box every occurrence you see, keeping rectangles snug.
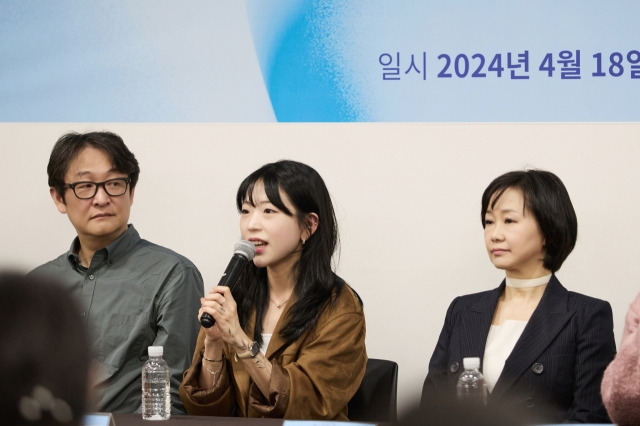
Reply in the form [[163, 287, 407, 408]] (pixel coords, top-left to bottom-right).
[[421, 275, 616, 424]]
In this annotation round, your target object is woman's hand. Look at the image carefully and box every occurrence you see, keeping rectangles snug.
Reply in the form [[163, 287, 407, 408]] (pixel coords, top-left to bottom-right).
[[198, 289, 224, 343], [200, 286, 249, 350]]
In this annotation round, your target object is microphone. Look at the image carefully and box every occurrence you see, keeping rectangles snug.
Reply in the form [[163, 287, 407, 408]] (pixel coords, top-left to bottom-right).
[[200, 240, 256, 328]]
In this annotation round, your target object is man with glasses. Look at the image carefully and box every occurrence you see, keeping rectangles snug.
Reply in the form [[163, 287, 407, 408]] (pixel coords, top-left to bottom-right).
[[30, 131, 204, 415]]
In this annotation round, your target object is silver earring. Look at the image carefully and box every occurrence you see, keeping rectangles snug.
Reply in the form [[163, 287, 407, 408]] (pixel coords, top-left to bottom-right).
[[302, 238, 306, 245]]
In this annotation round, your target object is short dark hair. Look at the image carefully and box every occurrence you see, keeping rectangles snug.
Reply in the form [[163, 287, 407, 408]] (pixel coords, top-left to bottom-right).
[[0, 271, 91, 425], [47, 131, 140, 201], [481, 169, 578, 272]]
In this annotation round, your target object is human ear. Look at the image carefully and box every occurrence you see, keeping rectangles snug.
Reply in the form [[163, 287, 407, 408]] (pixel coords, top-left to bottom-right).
[[303, 213, 319, 239], [50, 187, 68, 214]]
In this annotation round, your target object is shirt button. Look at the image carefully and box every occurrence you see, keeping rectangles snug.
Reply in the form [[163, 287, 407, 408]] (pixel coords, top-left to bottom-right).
[[449, 362, 460, 373], [108, 259, 114, 265], [89, 275, 95, 280], [532, 363, 544, 375], [80, 312, 87, 317]]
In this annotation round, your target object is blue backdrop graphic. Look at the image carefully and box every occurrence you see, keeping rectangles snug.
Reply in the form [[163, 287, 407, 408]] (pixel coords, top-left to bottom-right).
[[1, 0, 638, 122]]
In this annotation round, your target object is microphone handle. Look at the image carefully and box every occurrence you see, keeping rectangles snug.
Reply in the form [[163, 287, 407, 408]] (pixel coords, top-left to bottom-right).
[[200, 254, 248, 328]]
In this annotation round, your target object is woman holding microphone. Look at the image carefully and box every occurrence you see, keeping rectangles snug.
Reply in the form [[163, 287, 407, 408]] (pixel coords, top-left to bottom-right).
[[180, 160, 367, 419]]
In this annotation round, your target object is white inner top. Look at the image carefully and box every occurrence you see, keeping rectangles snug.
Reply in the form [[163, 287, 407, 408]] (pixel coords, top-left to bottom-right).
[[483, 320, 527, 392], [482, 275, 550, 392], [261, 334, 271, 355]]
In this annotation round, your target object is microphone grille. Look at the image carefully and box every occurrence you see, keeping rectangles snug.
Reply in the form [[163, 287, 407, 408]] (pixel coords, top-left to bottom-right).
[[234, 240, 256, 260]]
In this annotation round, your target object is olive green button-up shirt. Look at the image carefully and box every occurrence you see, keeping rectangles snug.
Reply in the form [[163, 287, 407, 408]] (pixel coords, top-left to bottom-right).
[[30, 225, 204, 414]]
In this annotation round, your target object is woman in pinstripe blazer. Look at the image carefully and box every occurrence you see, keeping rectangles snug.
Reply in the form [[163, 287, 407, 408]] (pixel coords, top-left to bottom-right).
[[421, 170, 616, 424]]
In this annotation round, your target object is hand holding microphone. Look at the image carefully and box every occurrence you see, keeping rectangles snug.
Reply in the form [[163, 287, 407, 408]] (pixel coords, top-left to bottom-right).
[[200, 240, 256, 328]]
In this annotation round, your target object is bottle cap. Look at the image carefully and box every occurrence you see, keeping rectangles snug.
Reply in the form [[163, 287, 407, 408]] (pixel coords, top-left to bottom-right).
[[462, 357, 480, 369], [148, 346, 163, 357]]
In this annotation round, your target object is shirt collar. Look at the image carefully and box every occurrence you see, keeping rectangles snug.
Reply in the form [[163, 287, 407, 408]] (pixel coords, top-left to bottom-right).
[[65, 224, 140, 268]]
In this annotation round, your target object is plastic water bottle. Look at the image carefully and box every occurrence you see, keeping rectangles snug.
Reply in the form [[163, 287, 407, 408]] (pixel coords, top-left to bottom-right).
[[142, 346, 171, 420], [456, 357, 488, 406]]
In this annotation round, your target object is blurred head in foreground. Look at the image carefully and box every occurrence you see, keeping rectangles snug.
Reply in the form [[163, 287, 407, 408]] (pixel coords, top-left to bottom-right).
[[0, 271, 91, 425]]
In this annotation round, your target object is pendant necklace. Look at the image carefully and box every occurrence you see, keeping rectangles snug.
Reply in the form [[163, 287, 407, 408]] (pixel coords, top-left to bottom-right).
[[270, 297, 290, 309]]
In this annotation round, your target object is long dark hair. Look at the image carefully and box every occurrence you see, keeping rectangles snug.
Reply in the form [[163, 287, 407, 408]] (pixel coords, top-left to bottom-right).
[[233, 160, 344, 347]]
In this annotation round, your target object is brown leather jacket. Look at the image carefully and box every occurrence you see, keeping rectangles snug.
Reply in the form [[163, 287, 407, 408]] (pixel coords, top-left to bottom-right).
[[179, 283, 367, 419]]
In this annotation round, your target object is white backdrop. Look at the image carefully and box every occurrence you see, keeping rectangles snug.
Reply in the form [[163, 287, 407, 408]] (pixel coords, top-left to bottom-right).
[[1, 122, 639, 412]]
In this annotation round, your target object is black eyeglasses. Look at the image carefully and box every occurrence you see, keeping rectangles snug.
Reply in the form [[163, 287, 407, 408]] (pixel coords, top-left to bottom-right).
[[63, 178, 131, 200]]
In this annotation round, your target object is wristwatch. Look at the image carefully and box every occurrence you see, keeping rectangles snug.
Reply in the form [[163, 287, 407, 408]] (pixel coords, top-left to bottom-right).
[[235, 341, 261, 361]]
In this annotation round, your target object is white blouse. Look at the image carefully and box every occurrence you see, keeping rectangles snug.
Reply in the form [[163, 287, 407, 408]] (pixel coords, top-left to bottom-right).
[[261, 334, 272, 355], [483, 320, 527, 392], [482, 273, 551, 392]]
